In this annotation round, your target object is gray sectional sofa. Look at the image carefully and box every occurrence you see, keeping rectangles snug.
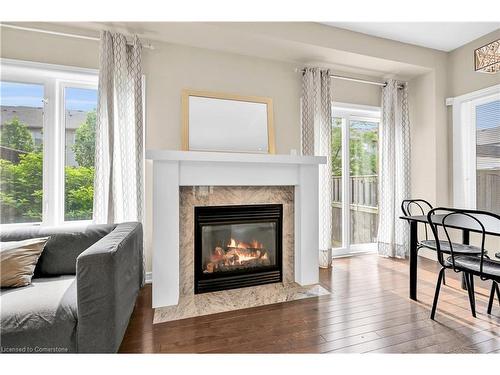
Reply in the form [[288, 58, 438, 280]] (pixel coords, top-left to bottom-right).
[[0, 222, 143, 353]]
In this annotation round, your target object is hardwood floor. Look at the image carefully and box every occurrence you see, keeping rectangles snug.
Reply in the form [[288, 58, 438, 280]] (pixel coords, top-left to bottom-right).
[[119, 254, 500, 353]]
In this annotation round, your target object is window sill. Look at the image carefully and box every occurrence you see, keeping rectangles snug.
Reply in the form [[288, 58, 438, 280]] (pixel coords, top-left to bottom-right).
[[1, 220, 93, 229]]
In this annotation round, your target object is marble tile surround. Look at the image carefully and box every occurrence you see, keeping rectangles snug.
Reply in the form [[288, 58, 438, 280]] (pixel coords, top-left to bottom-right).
[[153, 185, 330, 324], [178, 186, 295, 296]]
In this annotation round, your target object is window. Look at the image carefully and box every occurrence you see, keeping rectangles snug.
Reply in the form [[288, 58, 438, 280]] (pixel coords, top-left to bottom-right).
[[0, 60, 98, 225], [448, 84, 500, 214], [475, 100, 499, 213], [63, 86, 97, 221], [0, 82, 45, 223], [332, 103, 381, 256]]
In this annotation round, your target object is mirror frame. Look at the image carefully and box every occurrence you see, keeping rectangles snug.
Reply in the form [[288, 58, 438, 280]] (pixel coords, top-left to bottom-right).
[[181, 89, 275, 154]]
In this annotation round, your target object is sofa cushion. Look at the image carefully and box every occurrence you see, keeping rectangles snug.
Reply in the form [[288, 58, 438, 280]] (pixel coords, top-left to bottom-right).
[[0, 237, 49, 287], [0, 276, 78, 353], [0, 224, 115, 276]]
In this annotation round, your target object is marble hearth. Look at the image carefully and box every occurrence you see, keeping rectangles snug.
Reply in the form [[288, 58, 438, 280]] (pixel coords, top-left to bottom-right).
[[154, 283, 329, 323], [146, 150, 327, 309]]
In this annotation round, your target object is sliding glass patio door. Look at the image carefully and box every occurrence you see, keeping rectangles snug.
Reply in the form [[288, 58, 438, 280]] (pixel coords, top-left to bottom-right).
[[331, 104, 381, 256]]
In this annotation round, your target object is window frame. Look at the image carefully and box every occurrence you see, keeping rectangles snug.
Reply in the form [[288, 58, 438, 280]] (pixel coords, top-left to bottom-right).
[[1, 58, 98, 227], [332, 102, 381, 257], [447, 84, 500, 210]]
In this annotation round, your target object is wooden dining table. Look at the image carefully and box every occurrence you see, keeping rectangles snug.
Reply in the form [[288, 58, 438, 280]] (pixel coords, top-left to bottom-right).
[[400, 213, 500, 301]]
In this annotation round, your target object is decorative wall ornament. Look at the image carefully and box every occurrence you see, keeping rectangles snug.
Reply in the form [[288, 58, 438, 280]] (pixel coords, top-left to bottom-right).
[[474, 39, 500, 74]]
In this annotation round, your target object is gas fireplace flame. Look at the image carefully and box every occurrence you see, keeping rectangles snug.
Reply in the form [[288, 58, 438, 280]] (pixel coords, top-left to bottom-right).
[[227, 238, 264, 250], [204, 237, 271, 273]]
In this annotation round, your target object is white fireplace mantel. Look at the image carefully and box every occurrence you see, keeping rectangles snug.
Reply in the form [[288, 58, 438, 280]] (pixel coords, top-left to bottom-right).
[[146, 150, 326, 308]]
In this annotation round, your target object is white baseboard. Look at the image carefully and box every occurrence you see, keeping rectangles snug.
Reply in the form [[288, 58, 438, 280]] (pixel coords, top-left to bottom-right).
[[145, 272, 152, 284], [332, 250, 377, 258]]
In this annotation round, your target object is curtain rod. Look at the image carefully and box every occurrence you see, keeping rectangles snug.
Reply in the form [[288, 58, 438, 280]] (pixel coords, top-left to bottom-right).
[[1, 23, 155, 50], [297, 68, 404, 89]]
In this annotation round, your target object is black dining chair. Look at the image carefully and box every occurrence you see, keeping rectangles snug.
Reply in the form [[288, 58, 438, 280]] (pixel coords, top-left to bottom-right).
[[427, 207, 499, 319], [401, 199, 483, 286], [401, 199, 435, 251]]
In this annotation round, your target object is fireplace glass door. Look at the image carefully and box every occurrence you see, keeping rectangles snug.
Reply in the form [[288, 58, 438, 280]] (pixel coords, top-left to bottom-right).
[[201, 222, 277, 274], [194, 204, 283, 293]]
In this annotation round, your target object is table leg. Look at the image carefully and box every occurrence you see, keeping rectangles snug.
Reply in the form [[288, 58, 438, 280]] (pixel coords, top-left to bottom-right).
[[461, 230, 470, 290], [409, 221, 418, 300]]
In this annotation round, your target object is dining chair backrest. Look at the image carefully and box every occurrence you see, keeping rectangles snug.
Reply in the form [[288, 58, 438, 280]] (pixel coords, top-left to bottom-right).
[[401, 199, 433, 241], [427, 207, 498, 280]]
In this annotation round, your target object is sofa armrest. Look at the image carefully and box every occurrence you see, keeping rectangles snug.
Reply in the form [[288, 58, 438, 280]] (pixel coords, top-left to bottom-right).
[[76, 222, 143, 353]]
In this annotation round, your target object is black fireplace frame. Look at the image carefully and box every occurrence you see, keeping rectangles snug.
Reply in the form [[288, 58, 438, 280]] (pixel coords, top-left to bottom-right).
[[194, 204, 283, 294]]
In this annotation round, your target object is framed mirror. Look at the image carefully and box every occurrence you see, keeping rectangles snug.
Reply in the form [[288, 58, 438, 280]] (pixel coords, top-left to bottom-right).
[[182, 90, 275, 154]]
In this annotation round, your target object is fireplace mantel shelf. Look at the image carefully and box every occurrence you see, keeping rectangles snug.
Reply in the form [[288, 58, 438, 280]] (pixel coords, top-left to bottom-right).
[[148, 149, 325, 308], [146, 150, 326, 165]]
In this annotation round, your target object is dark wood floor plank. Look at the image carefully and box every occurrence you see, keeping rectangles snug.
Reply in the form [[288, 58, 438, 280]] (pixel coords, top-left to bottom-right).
[[119, 254, 500, 353]]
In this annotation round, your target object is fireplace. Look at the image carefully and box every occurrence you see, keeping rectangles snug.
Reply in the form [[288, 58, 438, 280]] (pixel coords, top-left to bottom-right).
[[194, 204, 283, 294]]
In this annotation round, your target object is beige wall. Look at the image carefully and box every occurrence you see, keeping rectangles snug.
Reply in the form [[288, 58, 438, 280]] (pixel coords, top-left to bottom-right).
[[0, 26, 381, 154], [409, 71, 437, 202], [143, 43, 301, 153], [2, 23, 495, 270], [445, 29, 500, 205], [0, 25, 381, 272], [447, 29, 500, 98], [332, 79, 380, 107]]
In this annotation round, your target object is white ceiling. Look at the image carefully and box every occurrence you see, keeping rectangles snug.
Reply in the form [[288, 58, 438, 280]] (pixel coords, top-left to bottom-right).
[[322, 22, 499, 51]]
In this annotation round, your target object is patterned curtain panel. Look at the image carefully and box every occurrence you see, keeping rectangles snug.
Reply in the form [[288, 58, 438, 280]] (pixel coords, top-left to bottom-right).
[[377, 79, 411, 258], [301, 67, 333, 252], [94, 31, 144, 225]]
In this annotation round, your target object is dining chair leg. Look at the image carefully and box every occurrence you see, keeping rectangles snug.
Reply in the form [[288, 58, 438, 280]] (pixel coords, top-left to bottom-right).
[[488, 282, 496, 314], [470, 273, 476, 314], [461, 274, 467, 290], [465, 273, 476, 318], [430, 267, 445, 320], [442, 271, 446, 286]]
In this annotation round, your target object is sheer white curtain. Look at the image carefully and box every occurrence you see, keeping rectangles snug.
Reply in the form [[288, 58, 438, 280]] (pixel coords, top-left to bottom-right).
[[377, 79, 411, 258], [301, 67, 333, 253], [93, 31, 144, 224]]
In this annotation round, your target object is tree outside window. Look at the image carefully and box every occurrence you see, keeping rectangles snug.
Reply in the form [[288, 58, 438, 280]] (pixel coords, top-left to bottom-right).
[[0, 109, 96, 223]]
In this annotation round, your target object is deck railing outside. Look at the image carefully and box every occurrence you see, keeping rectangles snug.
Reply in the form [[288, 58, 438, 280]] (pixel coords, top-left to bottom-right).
[[332, 174, 379, 245], [332, 174, 378, 208]]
